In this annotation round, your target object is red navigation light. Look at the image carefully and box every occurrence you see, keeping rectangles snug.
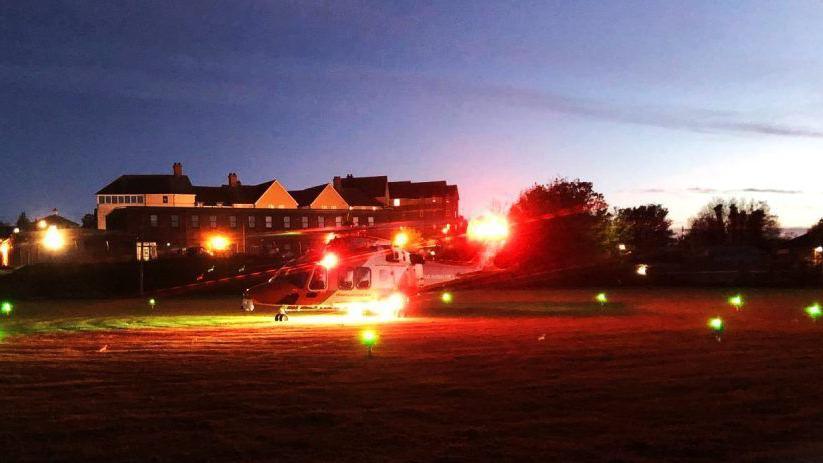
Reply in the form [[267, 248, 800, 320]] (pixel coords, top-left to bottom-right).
[[467, 213, 509, 243], [319, 252, 339, 269]]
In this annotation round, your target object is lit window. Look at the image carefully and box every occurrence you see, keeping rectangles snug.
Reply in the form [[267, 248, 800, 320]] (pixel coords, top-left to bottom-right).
[[368, 216, 375, 226], [335, 216, 342, 227], [125, 196, 131, 204], [393, 198, 400, 206], [284, 216, 290, 229], [318, 216, 325, 228], [150, 214, 158, 227], [248, 216, 256, 228], [302, 216, 309, 228], [163, 195, 169, 204], [265, 216, 272, 228], [229, 216, 237, 228], [191, 215, 199, 228], [170, 215, 179, 228], [209, 215, 217, 228]]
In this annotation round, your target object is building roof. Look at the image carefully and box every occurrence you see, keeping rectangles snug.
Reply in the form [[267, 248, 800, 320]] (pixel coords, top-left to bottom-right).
[[36, 213, 80, 229], [193, 181, 275, 206], [389, 180, 458, 199], [96, 175, 194, 195], [288, 184, 329, 208], [338, 175, 388, 198], [338, 187, 384, 207]]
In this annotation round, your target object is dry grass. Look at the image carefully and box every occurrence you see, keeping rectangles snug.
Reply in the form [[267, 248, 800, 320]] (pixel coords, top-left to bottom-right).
[[2, 288, 823, 462]]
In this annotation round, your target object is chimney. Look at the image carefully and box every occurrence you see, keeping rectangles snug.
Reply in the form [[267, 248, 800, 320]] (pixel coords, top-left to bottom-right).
[[333, 176, 342, 190], [228, 172, 239, 187], [173, 162, 183, 177]]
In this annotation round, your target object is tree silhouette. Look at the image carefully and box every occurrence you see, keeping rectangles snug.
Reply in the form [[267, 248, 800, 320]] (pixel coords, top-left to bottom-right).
[[686, 198, 779, 247], [610, 204, 673, 256]]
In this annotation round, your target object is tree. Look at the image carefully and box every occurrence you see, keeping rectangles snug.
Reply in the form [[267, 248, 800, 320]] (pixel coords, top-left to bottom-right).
[[686, 198, 779, 247], [499, 178, 610, 268], [807, 219, 823, 243], [15, 212, 31, 230], [81, 213, 97, 229], [610, 204, 673, 256]]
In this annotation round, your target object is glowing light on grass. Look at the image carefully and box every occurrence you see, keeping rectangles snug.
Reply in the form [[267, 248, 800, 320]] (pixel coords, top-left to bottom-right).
[[319, 252, 339, 269], [595, 292, 608, 305], [805, 303, 822, 321], [361, 329, 378, 356], [708, 317, 724, 331], [393, 231, 409, 248], [148, 298, 157, 309], [636, 264, 648, 276], [42, 225, 65, 251], [728, 294, 744, 310], [0, 301, 12, 316], [441, 292, 453, 303]]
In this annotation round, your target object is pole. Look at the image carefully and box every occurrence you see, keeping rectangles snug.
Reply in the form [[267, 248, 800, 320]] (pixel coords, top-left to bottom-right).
[[139, 258, 144, 296]]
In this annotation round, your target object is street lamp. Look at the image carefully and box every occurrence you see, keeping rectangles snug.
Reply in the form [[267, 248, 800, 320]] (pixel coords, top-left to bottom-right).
[[42, 225, 65, 251]]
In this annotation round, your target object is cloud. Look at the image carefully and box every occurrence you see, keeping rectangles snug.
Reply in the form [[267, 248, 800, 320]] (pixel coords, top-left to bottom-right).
[[687, 187, 719, 194], [740, 188, 803, 194], [626, 187, 804, 195]]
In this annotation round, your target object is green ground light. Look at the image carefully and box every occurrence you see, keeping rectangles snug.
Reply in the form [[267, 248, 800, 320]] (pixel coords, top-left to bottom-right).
[[0, 301, 12, 316], [708, 317, 724, 332], [441, 292, 453, 303], [728, 294, 744, 309], [361, 329, 378, 357], [805, 303, 822, 321], [595, 293, 608, 305]]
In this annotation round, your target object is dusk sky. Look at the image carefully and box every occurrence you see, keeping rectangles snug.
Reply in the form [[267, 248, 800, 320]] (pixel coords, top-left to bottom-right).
[[2, 1, 823, 228]]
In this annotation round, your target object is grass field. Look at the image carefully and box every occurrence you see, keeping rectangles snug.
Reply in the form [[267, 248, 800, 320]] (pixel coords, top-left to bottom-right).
[[2, 288, 823, 462]]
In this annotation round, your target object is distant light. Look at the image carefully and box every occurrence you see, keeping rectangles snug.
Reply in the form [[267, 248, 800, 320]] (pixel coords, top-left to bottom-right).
[[441, 223, 451, 235], [0, 301, 12, 316], [441, 292, 453, 303], [728, 294, 744, 309], [708, 317, 724, 332], [636, 264, 648, 276], [815, 246, 823, 253], [0, 240, 9, 267], [12, 227, 19, 234], [805, 303, 822, 321], [319, 252, 339, 269], [324, 232, 336, 244], [37, 220, 47, 229], [618, 243, 627, 251], [148, 298, 157, 309], [393, 198, 400, 207], [42, 225, 65, 251], [595, 292, 608, 304], [207, 235, 230, 252], [467, 213, 509, 243], [393, 231, 409, 248]]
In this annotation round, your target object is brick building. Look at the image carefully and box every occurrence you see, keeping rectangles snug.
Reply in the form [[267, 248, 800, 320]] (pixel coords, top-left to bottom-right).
[[99, 164, 459, 259]]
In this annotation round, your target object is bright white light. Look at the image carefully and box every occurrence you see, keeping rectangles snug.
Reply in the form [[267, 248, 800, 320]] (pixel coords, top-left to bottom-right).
[[467, 213, 509, 243], [42, 225, 65, 251], [37, 220, 47, 230], [636, 264, 648, 276], [319, 252, 339, 269]]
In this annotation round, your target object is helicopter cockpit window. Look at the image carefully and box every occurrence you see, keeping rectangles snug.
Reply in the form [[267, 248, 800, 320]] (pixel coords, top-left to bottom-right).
[[339, 268, 355, 290], [308, 266, 328, 290], [354, 267, 371, 289]]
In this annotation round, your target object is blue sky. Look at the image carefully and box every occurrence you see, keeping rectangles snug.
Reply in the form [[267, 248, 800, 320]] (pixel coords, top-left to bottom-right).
[[2, 1, 823, 227]]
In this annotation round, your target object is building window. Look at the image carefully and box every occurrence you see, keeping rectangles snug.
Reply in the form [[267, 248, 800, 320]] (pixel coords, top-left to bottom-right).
[[125, 196, 132, 204], [149, 214, 158, 227], [209, 215, 217, 228], [318, 216, 325, 228], [353, 217, 359, 226], [265, 216, 272, 228], [229, 216, 237, 228], [191, 215, 199, 228], [248, 216, 256, 228], [163, 195, 169, 204], [368, 216, 374, 226], [284, 216, 290, 229], [302, 216, 309, 228], [335, 216, 342, 227], [170, 215, 179, 228], [393, 198, 400, 206]]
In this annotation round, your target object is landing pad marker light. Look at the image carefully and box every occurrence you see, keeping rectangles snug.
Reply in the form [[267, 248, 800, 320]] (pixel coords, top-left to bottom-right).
[[148, 298, 157, 309], [636, 264, 648, 276], [361, 329, 378, 357], [441, 292, 453, 304], [805, 303, 822, 321], [0, 301, 12, 316], [595, 292, 608, 305], [708, 316, 724, 341], [728, 294, 744, 310]]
